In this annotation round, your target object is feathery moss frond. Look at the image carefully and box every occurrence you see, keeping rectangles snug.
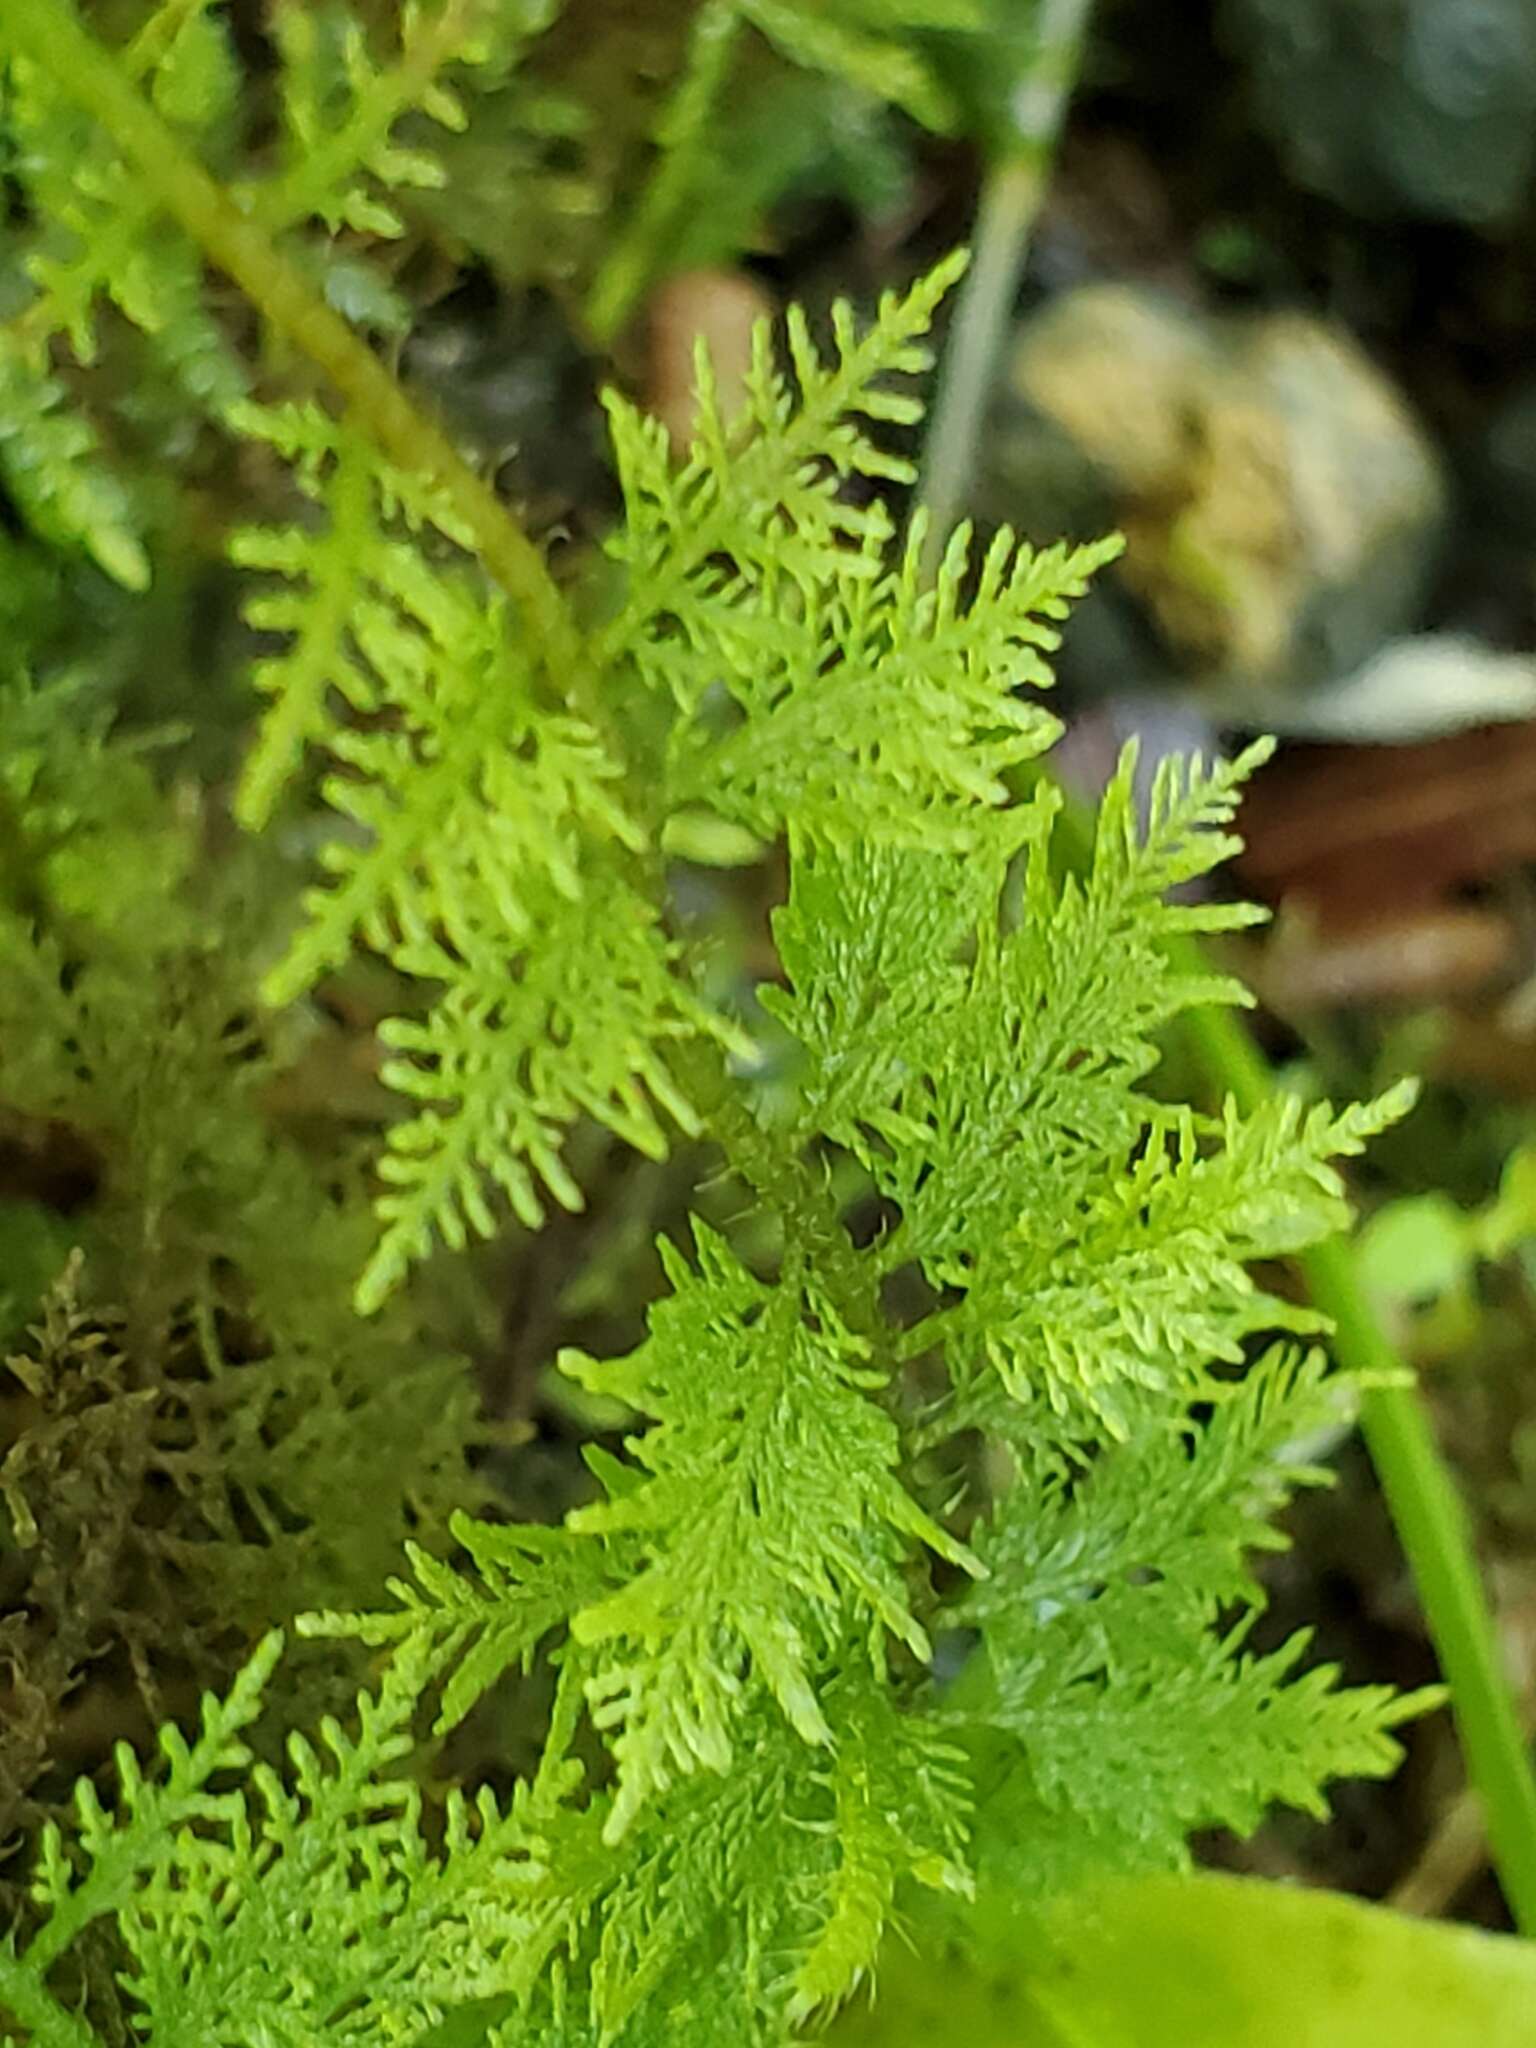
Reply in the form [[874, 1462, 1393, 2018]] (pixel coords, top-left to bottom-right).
[[253, 0, 544, 240], [0, 334, 149, 590], [661, 516, 1116, 850], [956, 1347, 1434, 1871], [5, 31, 246, 407], [0, 11, 1453, 2028], [361, 865, 734, 1311], [601, 251, 968, 673], [559, 1222, 977, 1838]]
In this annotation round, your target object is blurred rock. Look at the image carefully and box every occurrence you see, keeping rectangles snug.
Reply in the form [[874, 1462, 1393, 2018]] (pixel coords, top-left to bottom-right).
[[645, 269, 775, 451], [981, 284, 1447, 706], [403, 284, 614, 536], [1222, 0, 1536, 224]]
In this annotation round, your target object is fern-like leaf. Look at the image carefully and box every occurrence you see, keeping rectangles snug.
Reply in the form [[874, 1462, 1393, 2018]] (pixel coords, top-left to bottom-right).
[[956, 1349, 1432, 1865], [763, 743, 1417, 1436], [253, 0, 555, 240], [740, 0, 983, 131], [558, 1222, 977, 1838], [0, 334, 149, 590]]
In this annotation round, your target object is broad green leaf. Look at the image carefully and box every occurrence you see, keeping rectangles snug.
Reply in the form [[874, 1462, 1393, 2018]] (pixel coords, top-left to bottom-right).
[[830, 1871, 1536, 2046]]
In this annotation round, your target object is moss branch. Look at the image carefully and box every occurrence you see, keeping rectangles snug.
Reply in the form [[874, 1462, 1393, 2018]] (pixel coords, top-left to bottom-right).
[[0, 0, 583, 688]]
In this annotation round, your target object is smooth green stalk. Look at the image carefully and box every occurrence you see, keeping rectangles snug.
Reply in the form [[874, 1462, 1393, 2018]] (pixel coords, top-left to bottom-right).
[[585, 0, 741, 345], [916, 0, 1095, 566], [1182, 993, 1536, 1935]]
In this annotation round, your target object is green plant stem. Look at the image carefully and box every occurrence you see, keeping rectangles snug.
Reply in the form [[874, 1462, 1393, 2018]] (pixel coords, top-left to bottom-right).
[[585, 0, 741, 345], [916, 0, 1094, 568], [1181, 994, 1536, 1935], [0, 0, 583, 691]]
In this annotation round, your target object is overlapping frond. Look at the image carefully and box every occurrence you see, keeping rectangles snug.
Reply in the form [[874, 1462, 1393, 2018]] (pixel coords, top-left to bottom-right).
[[228, 398, 750, 1300], [0, 16, 1436, 2026], [739, 0, 984, 131], [955, 1347, 1429, 1869], [303, 1508, 618, 1739], [601, 252, 968, 675], [661, 515, 1114, 848], [765, 742, 1413, 1434], [537, 1679, 973, 2045], [559, 1222, 976, 1837], [601, 258, 1116, 850], [0, 1633, 572, 2048], [946, 1086, 1413, 1430], [229, 257, 1126, 1305], [4, 25, 247, 409]]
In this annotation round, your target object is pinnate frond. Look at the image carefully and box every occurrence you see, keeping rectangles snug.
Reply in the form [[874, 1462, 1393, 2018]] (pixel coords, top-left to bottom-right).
[[661, 515, 1116, 850], [603, 254, 1117, 851], [787, 1674, 973, 2023], [253, 0, 556, 240], [601, 251, 969, 678], [0, 1631, 284, 2041], [229, 398, 751, 1301], [2, 1632, 573, 2046], [763, 742, 1269, 1189], [0, 334, 149, 591], [360, 864, 733, 1311], [304, 1510, 618, 1737], [740, 0, 984, 132], [558, 1222, 976, 1838], [946, 1085, 1415, 1433], [956, 1346, 1429, 1868], [4, 30, 246, 408]]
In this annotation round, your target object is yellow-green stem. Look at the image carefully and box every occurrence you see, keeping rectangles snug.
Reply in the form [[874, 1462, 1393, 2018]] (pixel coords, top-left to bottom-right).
[[1181, 992, 1536, 1934]]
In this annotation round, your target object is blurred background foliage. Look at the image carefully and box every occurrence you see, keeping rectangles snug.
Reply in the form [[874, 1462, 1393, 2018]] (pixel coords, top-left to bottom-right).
[[4, 0, 1536, 1952]]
